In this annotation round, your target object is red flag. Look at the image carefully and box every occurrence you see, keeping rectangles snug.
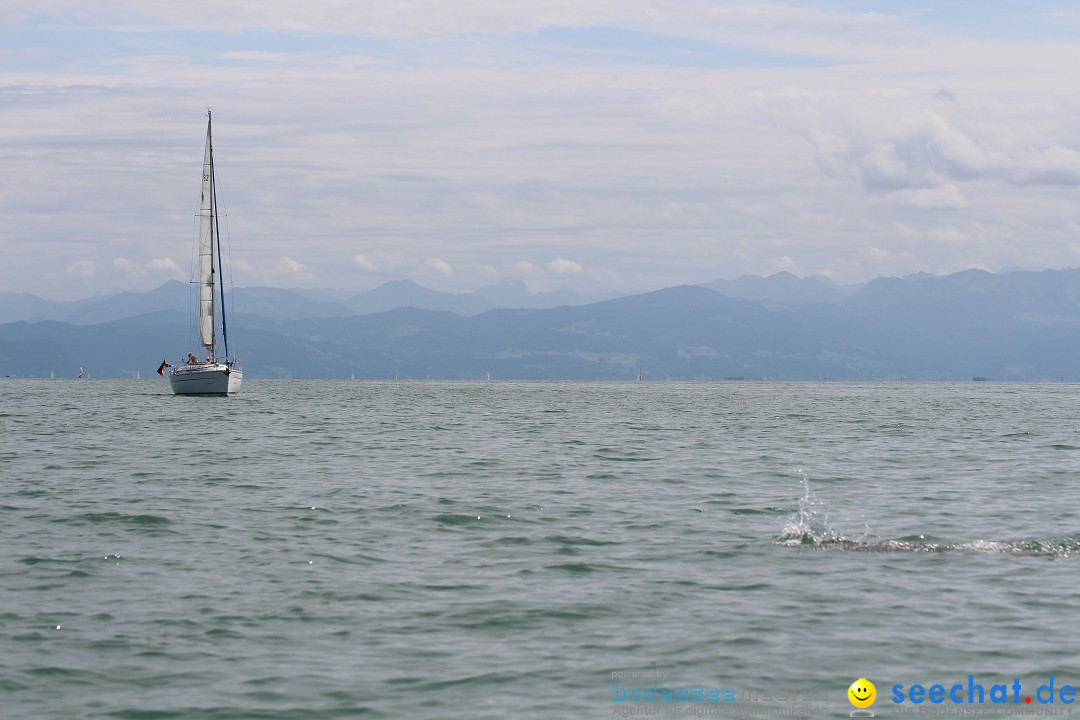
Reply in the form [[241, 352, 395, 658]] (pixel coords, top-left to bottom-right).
[[156, 359, 170, 376]]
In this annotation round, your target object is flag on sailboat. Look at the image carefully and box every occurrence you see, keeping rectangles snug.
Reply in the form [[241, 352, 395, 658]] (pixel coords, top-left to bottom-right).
[[157, 359, 171, 376]]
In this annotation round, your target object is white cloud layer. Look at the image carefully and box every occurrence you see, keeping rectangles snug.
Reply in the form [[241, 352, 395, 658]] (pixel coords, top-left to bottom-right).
[[4, 1, 1080, 299], [352, 254, 377, 272], [549, 257, 583, 275], [427, 258, 454, 277]]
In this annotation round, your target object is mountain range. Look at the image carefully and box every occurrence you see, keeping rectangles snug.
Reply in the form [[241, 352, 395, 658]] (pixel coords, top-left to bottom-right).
[[3, 269, 1080, 381], [0, 278, 624, 325]]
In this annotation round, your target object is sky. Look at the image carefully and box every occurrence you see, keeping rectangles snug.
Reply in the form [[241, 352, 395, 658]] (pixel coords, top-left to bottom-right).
[[3, 1, 1080, 301]]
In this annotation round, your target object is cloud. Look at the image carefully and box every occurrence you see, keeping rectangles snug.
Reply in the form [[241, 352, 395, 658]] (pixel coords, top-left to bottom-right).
[[230, 258, 256, 274], [66, 260, 96, 277], [807, 108, 1007, 192], [877, 184, 968, 211], [427, 257, 453, 276], [277, 256, 304, 272], [933, 87, 957, 103], [791, 89, 1080, 216], [148, 257, 183, 274], [110, 256, 184, 283], [9, 1, 1080, 298], [549, 257, 583, 275], [928, 224, 976, 247], [270, 256, 313, 283], [10, 0, 913, 49], [1013, 146, 1080, 187], [352, 254, 377, 272]]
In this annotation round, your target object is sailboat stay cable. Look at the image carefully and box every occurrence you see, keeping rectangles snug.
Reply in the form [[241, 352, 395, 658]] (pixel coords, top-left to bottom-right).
[[209, 117, 230, 362]]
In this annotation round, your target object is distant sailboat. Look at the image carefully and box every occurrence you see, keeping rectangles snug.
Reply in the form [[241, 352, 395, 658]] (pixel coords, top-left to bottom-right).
[[166, 111, 243, 396], [637, 368, 644, 382]]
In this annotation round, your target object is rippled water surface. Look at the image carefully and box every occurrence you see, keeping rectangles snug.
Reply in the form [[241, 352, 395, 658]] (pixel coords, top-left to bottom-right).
[[2, 380, 1079, 718]]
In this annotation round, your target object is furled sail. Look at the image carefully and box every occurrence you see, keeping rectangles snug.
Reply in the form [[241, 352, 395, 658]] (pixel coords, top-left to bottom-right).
[[198, 118, 215, 351]]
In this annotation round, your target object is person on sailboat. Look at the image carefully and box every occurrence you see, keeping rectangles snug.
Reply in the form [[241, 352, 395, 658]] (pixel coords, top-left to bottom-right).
[[187, 352, 199, 364]]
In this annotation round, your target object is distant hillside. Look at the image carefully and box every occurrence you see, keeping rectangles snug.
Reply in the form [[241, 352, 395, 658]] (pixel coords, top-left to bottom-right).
[[699, 271, 855, 304], [0, 278, 626, 325], [232, 287, 354, 321], [343, 279, 493, 316], [339, 278, 623, 315], [5, 268, 1080, 380]]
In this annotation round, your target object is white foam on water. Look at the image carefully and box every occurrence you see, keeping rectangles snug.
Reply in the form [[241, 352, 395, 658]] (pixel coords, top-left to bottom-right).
[[777, 476, 1077, 557]]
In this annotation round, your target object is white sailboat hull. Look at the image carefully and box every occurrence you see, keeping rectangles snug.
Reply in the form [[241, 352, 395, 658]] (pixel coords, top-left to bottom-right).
[[169, 364, 242, 396]]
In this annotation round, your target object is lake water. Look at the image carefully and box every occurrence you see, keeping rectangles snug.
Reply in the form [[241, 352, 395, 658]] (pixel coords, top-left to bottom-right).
[[2, 380, 1079, 719]]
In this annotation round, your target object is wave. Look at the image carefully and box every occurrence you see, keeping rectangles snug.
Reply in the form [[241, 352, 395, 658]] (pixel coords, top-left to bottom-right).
[[778, 477, 1077, 557]]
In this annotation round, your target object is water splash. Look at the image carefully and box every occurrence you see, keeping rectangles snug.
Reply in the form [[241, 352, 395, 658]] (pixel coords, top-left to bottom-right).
[[778, 475, 845, 546], [777, 476, 1077, 557]]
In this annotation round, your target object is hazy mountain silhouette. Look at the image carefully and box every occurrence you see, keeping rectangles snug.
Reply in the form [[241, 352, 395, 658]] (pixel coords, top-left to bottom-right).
[[4, 268, 1080, 380], [340, 279, 623, 315], [343, 279, 493, 316], [699, 271, 856, 304], [0, 277, 626, 325]]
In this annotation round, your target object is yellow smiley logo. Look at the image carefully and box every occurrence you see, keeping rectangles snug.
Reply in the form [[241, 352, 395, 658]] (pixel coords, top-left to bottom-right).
[[848, 678, 876, 709]]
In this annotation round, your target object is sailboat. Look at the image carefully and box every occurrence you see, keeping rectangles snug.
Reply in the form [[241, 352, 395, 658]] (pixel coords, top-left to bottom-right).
[[167, 111, 243, 396]]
